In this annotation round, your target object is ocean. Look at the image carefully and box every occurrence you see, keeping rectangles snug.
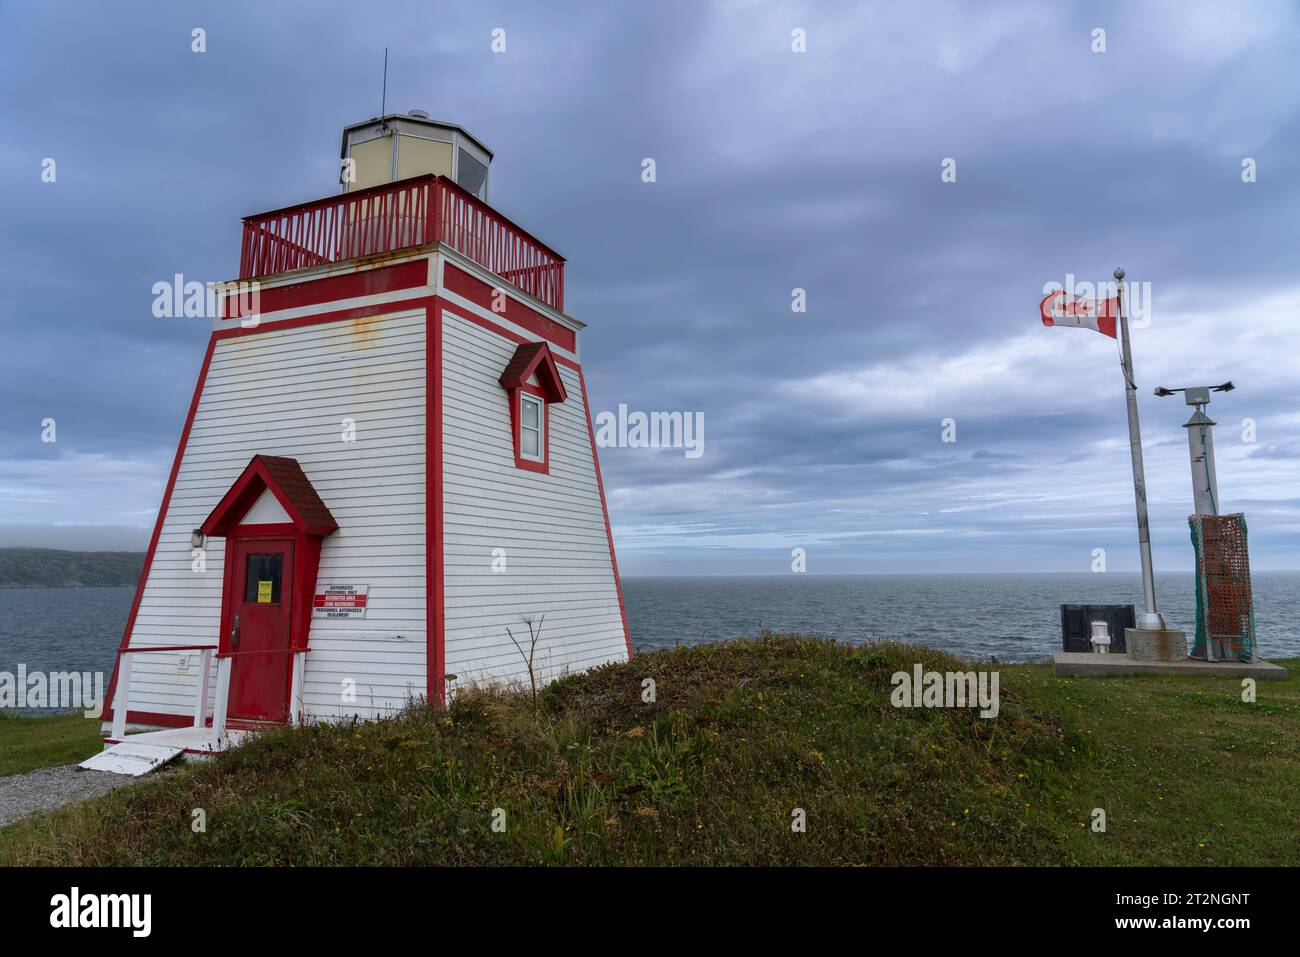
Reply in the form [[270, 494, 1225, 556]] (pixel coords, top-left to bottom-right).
[[1, 573, 1297, 700], [623, 572, 1300, 660]]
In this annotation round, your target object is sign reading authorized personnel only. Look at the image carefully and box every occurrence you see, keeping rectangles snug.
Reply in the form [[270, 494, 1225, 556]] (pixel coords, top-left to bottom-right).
[[312, 583, 370, 619]]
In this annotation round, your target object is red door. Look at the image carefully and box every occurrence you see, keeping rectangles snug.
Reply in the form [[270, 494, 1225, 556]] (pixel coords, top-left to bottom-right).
[[224, 538, 294, 723]]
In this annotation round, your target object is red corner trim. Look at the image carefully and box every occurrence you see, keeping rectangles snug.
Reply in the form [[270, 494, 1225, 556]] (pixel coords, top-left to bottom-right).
[[578, 369, 633, 660], [427, 301, 445, 705], [102, 334, 218, 724]]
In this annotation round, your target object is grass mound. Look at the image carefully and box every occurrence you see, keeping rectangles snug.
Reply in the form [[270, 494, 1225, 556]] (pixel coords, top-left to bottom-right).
[[0, 636, 1083, 865]]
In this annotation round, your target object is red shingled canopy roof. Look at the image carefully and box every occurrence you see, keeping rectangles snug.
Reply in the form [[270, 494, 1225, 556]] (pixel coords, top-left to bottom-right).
[[201, 455, 338, 537], [498, 341, 567, 403]]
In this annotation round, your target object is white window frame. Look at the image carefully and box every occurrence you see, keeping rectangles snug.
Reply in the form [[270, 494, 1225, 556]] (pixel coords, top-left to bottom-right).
[[519, 392, 546, 463]]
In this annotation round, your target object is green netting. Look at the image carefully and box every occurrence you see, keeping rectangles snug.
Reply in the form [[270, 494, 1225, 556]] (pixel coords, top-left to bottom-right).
[[1188, 514, 1256, 661]]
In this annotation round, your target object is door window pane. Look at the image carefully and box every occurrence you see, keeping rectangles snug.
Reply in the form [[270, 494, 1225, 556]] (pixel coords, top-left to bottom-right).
[[244, 553, 283, 603]]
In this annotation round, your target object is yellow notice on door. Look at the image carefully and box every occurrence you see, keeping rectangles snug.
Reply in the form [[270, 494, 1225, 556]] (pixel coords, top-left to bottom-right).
[[257, 580, 273, 603]]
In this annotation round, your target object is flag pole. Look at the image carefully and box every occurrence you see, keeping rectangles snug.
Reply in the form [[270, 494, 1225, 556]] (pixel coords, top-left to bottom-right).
[[1115, 266, 1165, 630]]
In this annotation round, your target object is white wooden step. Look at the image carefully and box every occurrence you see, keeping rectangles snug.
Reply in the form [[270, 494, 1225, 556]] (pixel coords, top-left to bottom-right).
[[80, 742, 184, 776]]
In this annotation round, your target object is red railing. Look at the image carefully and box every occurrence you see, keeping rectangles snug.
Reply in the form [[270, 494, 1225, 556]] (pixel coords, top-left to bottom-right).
[[239, 174, 566, 311]]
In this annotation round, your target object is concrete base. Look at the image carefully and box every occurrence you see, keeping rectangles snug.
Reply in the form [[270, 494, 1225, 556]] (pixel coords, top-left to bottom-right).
[[1052, 651, 1288, 680], [1125, 627, 1187, 662]]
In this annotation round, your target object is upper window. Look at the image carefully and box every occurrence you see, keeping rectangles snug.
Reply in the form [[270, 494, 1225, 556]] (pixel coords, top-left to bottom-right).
[[456, 148, 489, 200], [498, 340, 566, 475], [519, 392, 545, 463]]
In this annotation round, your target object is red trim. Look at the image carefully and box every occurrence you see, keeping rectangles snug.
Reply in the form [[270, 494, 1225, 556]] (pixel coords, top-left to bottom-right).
[[439, 303, 580, 371], [217, 296, 437, 342], [426, 301, 445, 705], [578, 370, 633, 660], [100, 709, 196, 731], [227, 522, 297, 537], [101, 336, 218, 725], [223, 259, 428, 322], [442, 263, 575, 352]]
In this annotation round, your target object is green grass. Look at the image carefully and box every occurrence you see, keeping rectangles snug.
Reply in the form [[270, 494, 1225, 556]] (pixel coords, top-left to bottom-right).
[[0, 637, 1295, 866], [1008, 661, 1300, 865], [0, 711, 104, 777]]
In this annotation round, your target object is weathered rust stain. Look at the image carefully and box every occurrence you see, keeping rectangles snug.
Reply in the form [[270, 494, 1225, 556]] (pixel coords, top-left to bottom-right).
[[351, 313, 380, 349]]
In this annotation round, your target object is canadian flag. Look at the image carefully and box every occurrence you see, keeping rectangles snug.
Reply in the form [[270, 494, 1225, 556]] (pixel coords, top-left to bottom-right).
[[1039, 290, 1118, 339]]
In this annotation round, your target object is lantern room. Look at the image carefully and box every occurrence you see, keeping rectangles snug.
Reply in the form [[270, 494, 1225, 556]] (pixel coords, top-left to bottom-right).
[[341, 110, 492, 200]]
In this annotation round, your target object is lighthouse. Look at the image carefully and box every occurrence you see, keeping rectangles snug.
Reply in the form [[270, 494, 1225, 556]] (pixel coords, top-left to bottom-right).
[[99, 113, 631, 758]]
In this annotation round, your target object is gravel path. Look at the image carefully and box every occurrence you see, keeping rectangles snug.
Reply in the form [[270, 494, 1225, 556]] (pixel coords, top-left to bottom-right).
[[0, 765, 138, 828]]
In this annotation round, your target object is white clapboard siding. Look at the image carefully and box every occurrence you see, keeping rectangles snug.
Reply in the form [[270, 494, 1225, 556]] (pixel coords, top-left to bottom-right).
[[121, 310, 427, 723], [440, 310, 628, 694]]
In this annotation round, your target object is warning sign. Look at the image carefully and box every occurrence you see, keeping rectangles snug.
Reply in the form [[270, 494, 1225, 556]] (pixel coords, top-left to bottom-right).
[[312, 584, 370, 619], [256, 580, 273, 603]]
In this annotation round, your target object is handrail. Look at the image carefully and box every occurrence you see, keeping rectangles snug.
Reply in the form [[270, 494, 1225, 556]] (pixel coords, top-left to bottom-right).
[[216, 647, 311, 659], [117, 644, 218, 654], [241, 173, 434, 221], [109, 643, 314, 744], [434, 175, 565, 261], [238, 175, 565, 310], [110, 646, 218, 741]]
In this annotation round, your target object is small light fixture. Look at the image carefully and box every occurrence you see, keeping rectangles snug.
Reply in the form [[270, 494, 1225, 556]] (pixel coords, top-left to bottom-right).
[[191, 529, 205, 549], [1089, 620, 1111, 655]]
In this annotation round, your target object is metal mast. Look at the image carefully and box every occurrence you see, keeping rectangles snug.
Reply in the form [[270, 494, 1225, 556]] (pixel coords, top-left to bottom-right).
[[1115, 267, 1165, 630]]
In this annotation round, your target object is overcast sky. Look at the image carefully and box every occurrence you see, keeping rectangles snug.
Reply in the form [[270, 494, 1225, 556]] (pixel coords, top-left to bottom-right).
[[2, 1, 1298, 575]]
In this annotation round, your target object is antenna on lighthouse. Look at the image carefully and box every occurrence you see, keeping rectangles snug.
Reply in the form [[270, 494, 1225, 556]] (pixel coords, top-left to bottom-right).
[[379, 48, 389, 128]]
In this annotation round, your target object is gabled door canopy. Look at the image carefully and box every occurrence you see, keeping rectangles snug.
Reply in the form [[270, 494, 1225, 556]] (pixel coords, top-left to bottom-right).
[[201, 456, 338, 706], [202, 455, 338, 536]]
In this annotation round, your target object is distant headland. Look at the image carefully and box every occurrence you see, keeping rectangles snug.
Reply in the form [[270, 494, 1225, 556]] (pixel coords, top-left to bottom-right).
[[0, 548, 143, 588]]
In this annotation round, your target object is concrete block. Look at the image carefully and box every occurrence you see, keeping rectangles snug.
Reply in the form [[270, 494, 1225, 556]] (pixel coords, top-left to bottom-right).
[[1052, 651, 1288, 680], [1125, 627, 1187, 662]]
